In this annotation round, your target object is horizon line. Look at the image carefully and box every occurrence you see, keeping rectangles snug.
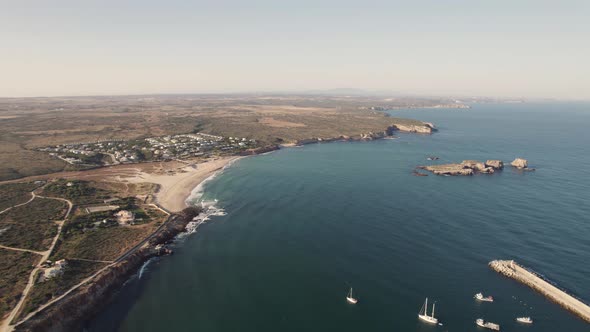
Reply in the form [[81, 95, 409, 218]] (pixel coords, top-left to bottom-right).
[[0, 90, 585, 102]]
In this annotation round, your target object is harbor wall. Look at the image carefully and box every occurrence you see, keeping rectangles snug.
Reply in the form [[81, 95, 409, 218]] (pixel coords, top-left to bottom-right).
[[489, 260, 590, 323]]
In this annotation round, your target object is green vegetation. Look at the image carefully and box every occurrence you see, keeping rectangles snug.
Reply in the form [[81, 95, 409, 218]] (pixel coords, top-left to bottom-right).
[[0, 94, 448, 181], [62, 211, 115, 236], [42, 180, 112, 205], [18, 260, 107, 319], [110, 197, 152, 223], [63, 152, 106, 164], [62, 198, 158, 238], [0, 182, 42, 212], [51, 226, 155, 261], [0, 249, 39, 319], [0, 198, 67, 251]]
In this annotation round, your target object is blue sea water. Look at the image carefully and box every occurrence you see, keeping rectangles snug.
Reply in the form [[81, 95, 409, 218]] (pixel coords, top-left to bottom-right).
[[87, 102, 590, 332]]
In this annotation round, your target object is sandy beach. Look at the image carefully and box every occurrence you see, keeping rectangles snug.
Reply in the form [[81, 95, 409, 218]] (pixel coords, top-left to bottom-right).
[[0, 156, 241, 213], [123, 157, 240, 212]]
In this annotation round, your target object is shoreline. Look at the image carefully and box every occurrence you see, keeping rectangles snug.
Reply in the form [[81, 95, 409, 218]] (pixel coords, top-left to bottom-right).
[[1, 122, 435, 330], [122, 156, 241, 213]]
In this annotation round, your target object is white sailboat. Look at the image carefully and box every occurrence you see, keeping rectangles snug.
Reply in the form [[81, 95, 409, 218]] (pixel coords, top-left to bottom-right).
[[418, 297, 438, 324], [346, 287, 358, 304]]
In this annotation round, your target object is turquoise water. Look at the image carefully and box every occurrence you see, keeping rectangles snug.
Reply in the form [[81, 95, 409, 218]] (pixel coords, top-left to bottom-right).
[[87, 102, 590, 331]]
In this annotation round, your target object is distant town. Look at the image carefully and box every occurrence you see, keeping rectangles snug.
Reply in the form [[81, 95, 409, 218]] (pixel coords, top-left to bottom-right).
[[38, 133, 258, 166]]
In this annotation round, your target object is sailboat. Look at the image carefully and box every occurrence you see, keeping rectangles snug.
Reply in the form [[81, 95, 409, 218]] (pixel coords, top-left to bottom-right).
[[418, 297, 438, 324], [346, 287, 358, 304]]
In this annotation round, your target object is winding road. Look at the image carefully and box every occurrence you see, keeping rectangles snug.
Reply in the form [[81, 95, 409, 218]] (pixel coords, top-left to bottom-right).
[[0, 191, 73, 332]]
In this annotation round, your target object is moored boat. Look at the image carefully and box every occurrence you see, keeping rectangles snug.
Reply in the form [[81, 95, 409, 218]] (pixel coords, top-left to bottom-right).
[[474, 292, 494, 302], [418, 298, 439, 324], [516, 316, 533, 324], [346, 287, 358, 304], [476, 318, 500, 330]]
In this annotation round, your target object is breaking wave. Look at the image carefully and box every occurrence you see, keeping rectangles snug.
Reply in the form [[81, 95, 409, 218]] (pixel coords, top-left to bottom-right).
[[182, 157, 243, 236], [138, 258, 155, 280]]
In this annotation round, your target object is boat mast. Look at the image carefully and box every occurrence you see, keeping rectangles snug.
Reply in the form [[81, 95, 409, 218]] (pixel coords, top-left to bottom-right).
[[432, 301, 435, 318], [425, 298, 428, 315]]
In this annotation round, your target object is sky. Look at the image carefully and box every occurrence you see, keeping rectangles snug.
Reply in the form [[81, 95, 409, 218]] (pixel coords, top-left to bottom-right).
[[1, 0, 589, 99]]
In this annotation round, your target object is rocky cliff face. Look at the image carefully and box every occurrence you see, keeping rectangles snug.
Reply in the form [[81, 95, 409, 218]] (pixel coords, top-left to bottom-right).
[[389, 122, 434, 134], [240, 145, 280, 155], [288, 122, 435, 146], [15, 208, 202, 332], [360, 131, 388, 140], [16, 248, 155, 332]]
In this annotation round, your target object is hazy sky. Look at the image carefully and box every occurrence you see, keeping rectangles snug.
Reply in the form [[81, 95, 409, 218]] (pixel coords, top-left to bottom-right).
[[1, 0, 589, 99]]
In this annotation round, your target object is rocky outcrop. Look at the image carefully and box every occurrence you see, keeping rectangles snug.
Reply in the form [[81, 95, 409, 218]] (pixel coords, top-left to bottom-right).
[[15, 207, 202, 332], [511, 158, 528, 169], [419, 158, 508, 176], [461, 160, 487, 172], [360, 131, 388, 140], [417, 164, 474, 176], [485, 160, 504, 169], [389, 122, 434, 134]]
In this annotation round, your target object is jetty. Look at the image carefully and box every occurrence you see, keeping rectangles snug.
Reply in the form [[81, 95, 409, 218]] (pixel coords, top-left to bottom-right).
[[489, 260, 590, 323]]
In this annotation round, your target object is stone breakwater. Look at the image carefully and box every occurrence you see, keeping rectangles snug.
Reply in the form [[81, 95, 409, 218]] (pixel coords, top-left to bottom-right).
[[489, 260, 590, 323]]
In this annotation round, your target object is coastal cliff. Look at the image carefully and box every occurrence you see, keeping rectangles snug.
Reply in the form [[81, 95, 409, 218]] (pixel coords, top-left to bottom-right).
[[389, 122, 435, 134], [240, 145, 281, 156], [292, 121, 435, 146], [15, 207, 202, 332]]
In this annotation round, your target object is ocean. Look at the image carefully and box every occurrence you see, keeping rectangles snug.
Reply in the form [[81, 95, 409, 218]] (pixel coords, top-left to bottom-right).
[[87, 102, 590, 332]]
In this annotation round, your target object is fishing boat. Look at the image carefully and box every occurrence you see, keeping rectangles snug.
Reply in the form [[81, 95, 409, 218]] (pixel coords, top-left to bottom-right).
[[476, 318, 500, 330], [516, 317, 533, 324], [418, 298, 438, 324], [346, 287, 358, 304], [474, 292, 494, 302]]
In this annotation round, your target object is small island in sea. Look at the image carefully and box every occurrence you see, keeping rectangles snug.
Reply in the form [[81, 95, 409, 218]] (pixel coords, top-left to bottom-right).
[[417, 158, 533, 176]]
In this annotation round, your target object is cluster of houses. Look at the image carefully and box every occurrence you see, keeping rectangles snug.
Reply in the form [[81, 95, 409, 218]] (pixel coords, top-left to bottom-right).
[[39, 133, 256, 165]]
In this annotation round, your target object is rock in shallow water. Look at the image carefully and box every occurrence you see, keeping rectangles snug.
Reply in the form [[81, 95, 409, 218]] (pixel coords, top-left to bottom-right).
[[485, 160, 504, 169], [511, 158, 528, 169]]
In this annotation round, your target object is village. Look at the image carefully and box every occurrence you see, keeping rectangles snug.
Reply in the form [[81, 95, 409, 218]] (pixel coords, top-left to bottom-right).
[[37, 132, 257, 166]]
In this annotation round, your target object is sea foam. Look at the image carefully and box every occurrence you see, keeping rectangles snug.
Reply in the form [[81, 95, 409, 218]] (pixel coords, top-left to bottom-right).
[[182, 158, 243, 235]]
